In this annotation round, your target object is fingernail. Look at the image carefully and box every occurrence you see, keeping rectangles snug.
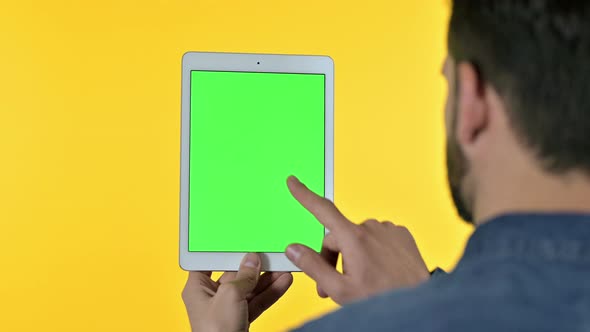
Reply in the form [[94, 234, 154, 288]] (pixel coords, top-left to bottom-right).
[[285, 245, 301, 262], [243, 253, 260, 268]]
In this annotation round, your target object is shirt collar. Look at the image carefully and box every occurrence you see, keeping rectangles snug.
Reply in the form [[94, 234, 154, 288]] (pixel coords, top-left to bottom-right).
[[458, 213, 590, 266]]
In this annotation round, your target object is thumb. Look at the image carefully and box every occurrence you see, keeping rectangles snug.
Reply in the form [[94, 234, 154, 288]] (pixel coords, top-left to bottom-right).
[[228, 253, 261, 299]]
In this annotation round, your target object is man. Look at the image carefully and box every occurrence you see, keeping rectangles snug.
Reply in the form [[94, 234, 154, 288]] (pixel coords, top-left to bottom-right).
[[182, 1, 590, 331]]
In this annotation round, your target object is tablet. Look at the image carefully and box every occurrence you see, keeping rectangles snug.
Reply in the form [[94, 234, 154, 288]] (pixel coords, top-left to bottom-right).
[[179, 52, 334, 271]]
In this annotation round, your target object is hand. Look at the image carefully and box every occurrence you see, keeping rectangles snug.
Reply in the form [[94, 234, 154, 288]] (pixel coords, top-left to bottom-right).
[[182, 253, 293, 332], [284, 176, 430, 305]]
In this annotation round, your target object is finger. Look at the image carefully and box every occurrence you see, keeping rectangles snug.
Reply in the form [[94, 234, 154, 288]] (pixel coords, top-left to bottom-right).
[[320, 233, 339, 268], [219, 253, 261, 300], [217, 271, 237, 284], [187, 271, 214, 286], [361, 219, 386, 235], [361, 219, 380, 228], [247, 272, 286, 301], [248, 273, 294, 322], [183, 272, 218, 303], [286, 244, 345, 297], [318, 233, 339, 298], [287, 176, 354, 234]]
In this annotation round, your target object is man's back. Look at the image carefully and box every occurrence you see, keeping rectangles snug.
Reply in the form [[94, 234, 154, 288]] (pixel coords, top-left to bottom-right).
[[295, 214, 590, 332]]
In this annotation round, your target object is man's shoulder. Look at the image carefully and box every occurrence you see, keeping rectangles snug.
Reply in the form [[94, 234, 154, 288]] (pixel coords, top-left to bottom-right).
[[293, 276, 483, 332], [291, 267, 549, 332]]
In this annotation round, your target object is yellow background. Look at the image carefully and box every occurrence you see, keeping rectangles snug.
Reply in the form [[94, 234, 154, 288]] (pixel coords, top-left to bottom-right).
[[0, 1, 472, 331]]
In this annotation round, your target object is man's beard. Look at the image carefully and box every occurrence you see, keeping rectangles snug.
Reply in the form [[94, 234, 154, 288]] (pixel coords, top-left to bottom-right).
[[446, 104, 475, 224]]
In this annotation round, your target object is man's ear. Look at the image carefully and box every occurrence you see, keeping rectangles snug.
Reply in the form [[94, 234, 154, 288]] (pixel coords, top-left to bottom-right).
[[455, 62, 488, 153]]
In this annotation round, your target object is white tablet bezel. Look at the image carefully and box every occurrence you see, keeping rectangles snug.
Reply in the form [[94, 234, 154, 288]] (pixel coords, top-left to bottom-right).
[[179, 52, 334, 271]]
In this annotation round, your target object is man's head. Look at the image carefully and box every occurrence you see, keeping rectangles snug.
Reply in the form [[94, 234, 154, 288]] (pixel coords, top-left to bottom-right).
[[443, 1, 590, 224]]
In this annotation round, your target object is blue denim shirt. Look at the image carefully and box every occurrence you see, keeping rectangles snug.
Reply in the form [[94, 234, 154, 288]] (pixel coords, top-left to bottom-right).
[[293, 214, 590, 332]]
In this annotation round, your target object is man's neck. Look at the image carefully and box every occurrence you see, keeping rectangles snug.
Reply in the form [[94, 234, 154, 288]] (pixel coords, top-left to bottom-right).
[[474, 168, 590, 225]]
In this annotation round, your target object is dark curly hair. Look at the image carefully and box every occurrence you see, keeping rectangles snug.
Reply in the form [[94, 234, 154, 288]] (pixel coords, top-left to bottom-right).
[[449, 1, 590, 173]]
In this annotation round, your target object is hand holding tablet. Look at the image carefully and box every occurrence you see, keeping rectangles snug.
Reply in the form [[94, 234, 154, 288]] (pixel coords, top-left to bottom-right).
[[179, 52, 334, 271], [183, 174, 430, 309]]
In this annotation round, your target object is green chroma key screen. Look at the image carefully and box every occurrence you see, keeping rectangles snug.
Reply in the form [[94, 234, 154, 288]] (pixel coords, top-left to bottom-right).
[[189, 70, 325, 252]]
